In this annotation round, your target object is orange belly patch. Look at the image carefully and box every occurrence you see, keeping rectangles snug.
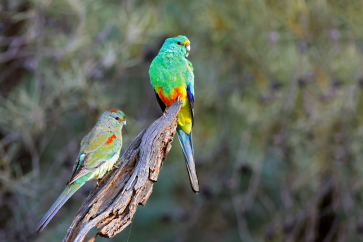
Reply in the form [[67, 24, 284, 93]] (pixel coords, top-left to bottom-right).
[[158, 87, 187, 106]]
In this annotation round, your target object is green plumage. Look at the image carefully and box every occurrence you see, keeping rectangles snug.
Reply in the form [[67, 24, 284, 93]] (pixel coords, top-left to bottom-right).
[[149, 35, 199, 193], [35, 110, 126, 233], [149, 53, 194, 100]]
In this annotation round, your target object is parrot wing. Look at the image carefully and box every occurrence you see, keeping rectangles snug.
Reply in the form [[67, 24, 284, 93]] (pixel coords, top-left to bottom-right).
[[187, 84, 194, 128], [186, 59, 195, 128], [67, 131, 121, 185]]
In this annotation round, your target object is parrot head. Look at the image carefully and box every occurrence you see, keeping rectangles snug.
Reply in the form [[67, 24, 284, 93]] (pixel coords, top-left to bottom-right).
[[160, 35, 191, 57], [100, 110, 126, 128]]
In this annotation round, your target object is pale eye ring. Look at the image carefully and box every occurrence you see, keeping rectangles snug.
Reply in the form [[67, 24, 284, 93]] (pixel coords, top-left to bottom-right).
[[115, 117, 120, 121], [177, 41, 183, 46]]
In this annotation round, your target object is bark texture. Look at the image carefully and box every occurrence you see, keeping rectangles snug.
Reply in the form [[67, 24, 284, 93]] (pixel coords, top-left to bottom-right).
[[63, 100, 182, 242]]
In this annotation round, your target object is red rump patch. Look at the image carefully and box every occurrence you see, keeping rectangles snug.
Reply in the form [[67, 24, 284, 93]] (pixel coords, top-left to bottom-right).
[[106, 134, 116, 145], [107, 110, 118, 113]]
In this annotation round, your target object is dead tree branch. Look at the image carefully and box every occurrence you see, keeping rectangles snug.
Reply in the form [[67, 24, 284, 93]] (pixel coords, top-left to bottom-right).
[[63, 100, 182, 242]]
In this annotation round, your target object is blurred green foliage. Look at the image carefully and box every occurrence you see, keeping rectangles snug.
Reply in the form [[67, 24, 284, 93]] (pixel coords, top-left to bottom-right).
[[1, 0, 363, 241]]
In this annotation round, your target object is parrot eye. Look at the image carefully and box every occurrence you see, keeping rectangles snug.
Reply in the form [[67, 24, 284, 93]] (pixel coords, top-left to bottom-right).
[[177, 41, 183, 46], [115, 117, 120, 121]]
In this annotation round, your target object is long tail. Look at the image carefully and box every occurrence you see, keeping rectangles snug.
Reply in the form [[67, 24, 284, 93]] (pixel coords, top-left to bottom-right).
[[176, 126, 200, 193], [35, 182, 83, 233]]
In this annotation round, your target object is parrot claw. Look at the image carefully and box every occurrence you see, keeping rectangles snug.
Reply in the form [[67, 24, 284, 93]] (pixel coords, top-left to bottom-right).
[[113, 164, 119, 169]]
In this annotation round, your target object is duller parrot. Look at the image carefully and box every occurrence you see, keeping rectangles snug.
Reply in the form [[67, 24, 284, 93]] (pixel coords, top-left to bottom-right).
[[35, 110, 126, 233], [149, 35, 199, 193]]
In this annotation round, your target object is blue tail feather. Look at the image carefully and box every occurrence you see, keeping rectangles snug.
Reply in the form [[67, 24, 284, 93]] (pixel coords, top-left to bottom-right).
[[35, 182, 83, 233], [176, 126, 199, 193]]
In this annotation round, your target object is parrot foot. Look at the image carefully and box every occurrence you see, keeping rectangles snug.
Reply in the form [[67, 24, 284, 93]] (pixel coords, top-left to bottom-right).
[[113, 164, 119, 169], [163, 107, 170, 117]]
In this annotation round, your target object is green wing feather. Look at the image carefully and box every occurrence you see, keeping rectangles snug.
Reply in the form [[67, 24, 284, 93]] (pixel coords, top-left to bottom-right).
[[67, 131, 121, 185]]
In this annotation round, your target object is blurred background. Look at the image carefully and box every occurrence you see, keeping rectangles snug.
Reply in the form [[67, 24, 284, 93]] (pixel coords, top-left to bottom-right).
[[1, 0, 362, 241]]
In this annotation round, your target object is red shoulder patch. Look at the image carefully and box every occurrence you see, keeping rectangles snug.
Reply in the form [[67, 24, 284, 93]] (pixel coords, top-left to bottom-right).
[[107, 110, 118, 113], [105, 134, 116, 145]]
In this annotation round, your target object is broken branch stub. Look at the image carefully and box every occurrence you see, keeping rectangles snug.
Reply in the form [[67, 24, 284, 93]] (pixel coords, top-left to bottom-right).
[[63, 100, 182, 242]]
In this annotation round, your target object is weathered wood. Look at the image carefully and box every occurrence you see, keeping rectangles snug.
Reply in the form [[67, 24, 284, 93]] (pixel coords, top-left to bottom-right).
[[63, 100, 182, 242]]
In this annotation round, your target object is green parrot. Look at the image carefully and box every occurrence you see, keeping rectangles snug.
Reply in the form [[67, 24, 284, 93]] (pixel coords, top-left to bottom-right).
[[149, 35, 199, 193], [35, 110, 126, 233]]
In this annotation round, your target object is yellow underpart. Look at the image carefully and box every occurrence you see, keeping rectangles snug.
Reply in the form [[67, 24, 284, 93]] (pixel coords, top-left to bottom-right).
[[90, 153, 119, 180], [183, 40, 190, 46], [178, 100, 192, 134]]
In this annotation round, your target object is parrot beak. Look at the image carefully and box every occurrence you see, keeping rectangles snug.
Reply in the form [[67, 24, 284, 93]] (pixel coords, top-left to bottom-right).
[[182, 40, 191, 57], [186, 44, 190, 53], [122, 119, 126, 126]]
